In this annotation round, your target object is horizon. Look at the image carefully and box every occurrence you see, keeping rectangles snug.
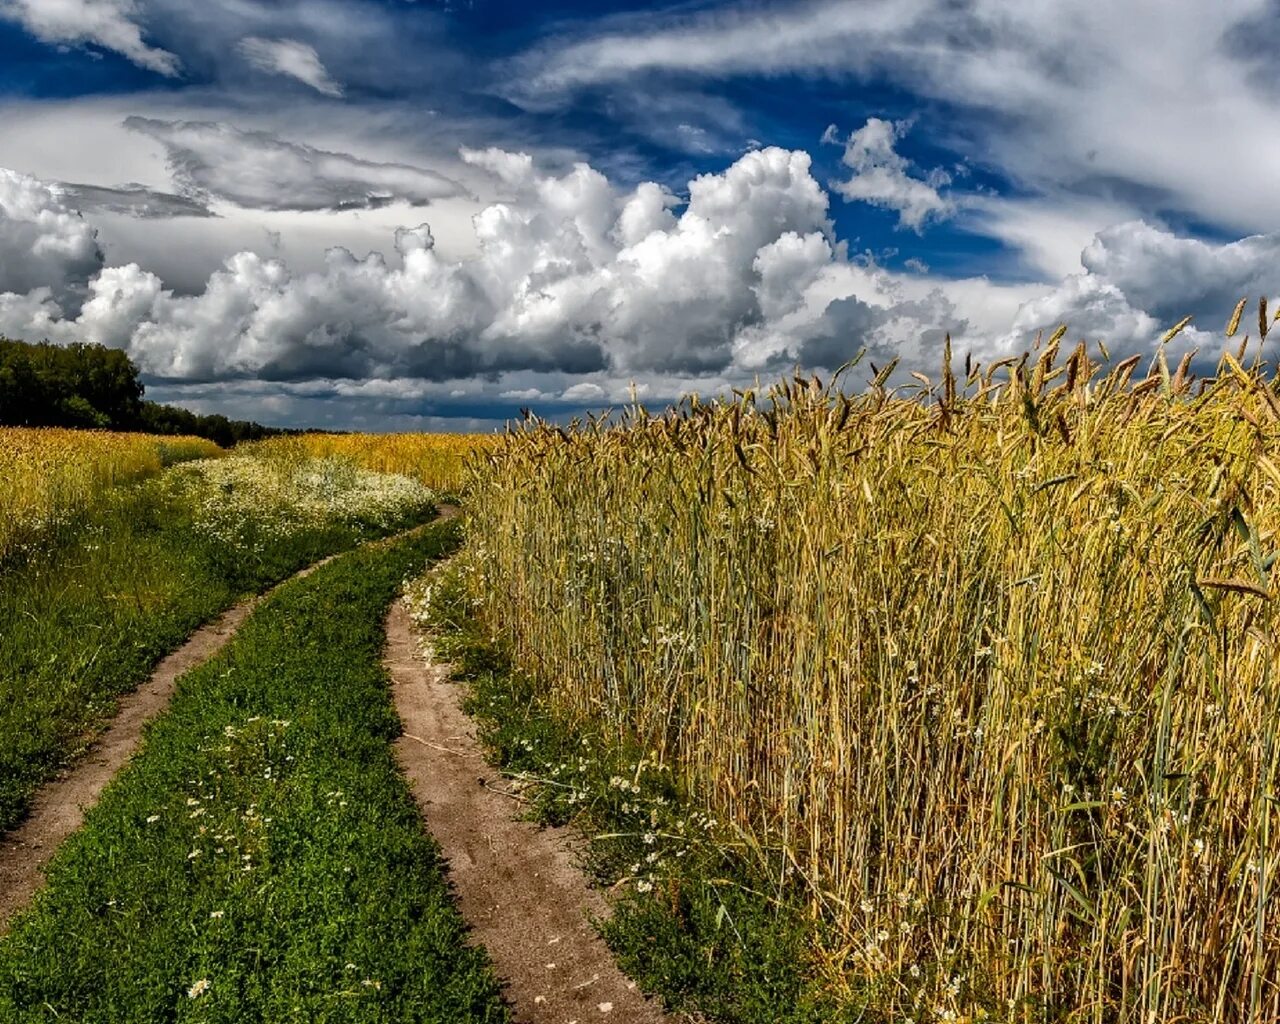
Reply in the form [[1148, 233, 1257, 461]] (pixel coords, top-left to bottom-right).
[[0, 1, 1276, 431]]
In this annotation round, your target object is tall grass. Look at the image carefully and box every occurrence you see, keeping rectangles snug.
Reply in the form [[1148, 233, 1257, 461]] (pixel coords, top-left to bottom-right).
[[0, 427, 220, 564], [464, 322, 1280, 1021], [259, 433, 496, 493]]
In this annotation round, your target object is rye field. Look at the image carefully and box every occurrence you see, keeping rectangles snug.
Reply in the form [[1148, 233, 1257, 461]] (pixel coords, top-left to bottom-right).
[[460, 326, 1280, 1021], [2, 317, 1279, 1023], [271, 432, 498, 493]]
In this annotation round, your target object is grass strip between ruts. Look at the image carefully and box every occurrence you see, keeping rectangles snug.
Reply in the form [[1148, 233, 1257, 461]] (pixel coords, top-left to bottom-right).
[[0, 520, 508, 1024]]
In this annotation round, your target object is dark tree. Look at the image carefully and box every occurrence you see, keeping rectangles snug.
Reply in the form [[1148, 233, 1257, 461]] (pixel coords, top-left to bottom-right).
[[0, 337, 293, 444], [0, 339, 142, 427]]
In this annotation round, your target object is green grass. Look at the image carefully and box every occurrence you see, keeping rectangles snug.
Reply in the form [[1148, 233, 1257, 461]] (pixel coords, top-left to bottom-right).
[[416, 565, 857, 1024], [0, 475, 433, 835], [0, 521, 507, 1023]]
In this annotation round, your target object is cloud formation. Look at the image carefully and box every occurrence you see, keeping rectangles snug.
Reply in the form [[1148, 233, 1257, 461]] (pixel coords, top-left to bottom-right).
[[0, 169, 102, 307], [828, 119, 954, 232], [238, 37, 344, 98], [0, 149, 1267, 425], [124, 117, 468, 212], [0, 149, 987, 387], [1004, 221, 1280, 355], [1, 0, 180, 75], [514, 1, 1280, 246], [51, 181, 214, 219], [512, 0, 917, 98]]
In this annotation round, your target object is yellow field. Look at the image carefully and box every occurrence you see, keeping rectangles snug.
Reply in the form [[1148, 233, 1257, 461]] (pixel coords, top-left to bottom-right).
[[0, 427, 221, 562], [255, 433, 497, 493], [465, 332, 1280, 1021]]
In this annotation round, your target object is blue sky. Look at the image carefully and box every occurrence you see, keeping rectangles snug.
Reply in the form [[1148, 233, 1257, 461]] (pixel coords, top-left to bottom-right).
[[0, 0, 1277, 429]]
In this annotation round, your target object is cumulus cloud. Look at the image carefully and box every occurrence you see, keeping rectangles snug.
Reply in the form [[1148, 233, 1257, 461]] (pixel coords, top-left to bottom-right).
[[238, 37, 344, 98], [829, 119, 954, 232], [4, 148, 1268, 416], [731, 255, 974, 374], [51, 181, 214, 219], [124, 117, 468, 212], [1077, 222, 1280, 326], [0, 147, 984, 386], [1003, 272, 1163, 355], [1002, 221, 1280, 355], [0, 169, 103, 309], [1, 0, 180, 76]]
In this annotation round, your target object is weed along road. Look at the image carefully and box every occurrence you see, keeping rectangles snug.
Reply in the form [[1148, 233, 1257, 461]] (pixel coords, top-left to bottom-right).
[[0, 514, 452, 935], [0, 520, 509, 1021]]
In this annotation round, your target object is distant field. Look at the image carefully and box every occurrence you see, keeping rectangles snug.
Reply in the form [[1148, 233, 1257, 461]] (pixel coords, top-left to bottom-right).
[[260, 432, 499, 493], [0, 429, 494, 565], [0, 427, 220, 563], [0, 440, 446, 833]]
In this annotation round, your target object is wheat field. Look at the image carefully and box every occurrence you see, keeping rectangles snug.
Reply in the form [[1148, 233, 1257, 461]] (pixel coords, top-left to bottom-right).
[[463, 315, 1280, 1021], [260, 432, 497, 493], [0, 428, 222, 563]]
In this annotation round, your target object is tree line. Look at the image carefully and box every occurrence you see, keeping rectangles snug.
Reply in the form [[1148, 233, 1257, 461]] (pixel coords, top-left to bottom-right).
[[0, 338, 295, 447]]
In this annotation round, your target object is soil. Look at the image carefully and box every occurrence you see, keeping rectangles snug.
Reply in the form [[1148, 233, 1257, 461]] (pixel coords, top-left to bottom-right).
[[386, 599, 682, 1024]]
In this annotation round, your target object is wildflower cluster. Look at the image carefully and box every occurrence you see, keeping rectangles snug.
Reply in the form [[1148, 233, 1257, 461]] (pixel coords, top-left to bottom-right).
[[141, 716, 299, 884], [164, 452, 435, 556], [252, 433, 495, 493]]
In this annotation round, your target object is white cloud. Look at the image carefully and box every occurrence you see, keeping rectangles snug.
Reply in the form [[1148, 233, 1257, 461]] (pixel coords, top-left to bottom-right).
[[0, 148, 988, 386], [514, 1, 1280, 249], [1004, 272, 1163, 354], [2, 150, 1268, 421], [1078, 221, 1280, 323], [512, 0, 931, 100], [125, 117, 468, 211], [238, 37, 344, 98], [0, 169, 102, 308], [0, 95, 494, 298], [561, 381, 606, 402], [964, 194, 1140, 280], [752, 231, 833, 321], [1001, 220, 1280, 354], [460, 147, 536, 190], [830, 119, 954, 232], [1, 0, 179, 76]]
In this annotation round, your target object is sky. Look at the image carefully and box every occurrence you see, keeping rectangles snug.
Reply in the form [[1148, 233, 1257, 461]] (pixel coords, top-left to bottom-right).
[[0, 0, 1278, 430]]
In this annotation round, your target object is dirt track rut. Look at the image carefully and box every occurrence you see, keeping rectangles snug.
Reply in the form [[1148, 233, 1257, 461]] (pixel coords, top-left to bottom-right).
[[0, 598, 256, 930], [386, 599, 676, 1024]]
